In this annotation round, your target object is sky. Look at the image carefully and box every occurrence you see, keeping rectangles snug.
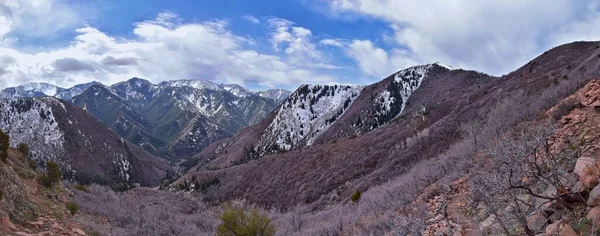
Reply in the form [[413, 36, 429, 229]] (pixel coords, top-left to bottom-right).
[[1, 0, 600, 90]]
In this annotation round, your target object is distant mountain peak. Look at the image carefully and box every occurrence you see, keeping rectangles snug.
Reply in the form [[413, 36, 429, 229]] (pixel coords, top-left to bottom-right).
[[160, 79, 222, 91]]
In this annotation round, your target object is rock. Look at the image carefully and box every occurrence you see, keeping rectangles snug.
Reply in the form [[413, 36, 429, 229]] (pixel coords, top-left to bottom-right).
[[560, 173, 579, 189], [588, 184, 600, 206], [1, 216, 17, 230], [548, 212, 562, 223], [527, 214, 547, 232], [559, 224, 578, 236], [574, 157, 600, 189], [546, 220, 562, 235], [479, 215, 497, 231], [589, 206, 600, 224], [572, 181, 586, 194], [72, 228, 87, 235], [27, 220, 44, 228]]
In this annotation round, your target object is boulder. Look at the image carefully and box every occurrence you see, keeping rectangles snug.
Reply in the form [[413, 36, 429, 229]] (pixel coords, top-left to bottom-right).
[[588, 184, 600, 206], [527, 214, 547, 233], [588, 206, 600, 224], [545, 220, 562, 235], [574, 156, 600, 189], [558, 224, 578, 236], [479, 214, 497, 231]]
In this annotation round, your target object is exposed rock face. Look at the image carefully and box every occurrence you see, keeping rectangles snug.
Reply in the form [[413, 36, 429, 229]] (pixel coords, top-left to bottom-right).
[[0, 97, 169, 186]]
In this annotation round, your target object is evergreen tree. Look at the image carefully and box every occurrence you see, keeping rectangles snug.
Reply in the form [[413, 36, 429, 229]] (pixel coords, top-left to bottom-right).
[[0, 130, 9, 163]]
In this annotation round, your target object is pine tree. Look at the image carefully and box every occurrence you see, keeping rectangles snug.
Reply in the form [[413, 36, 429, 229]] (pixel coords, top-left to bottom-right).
[[0, 130, 9, 164]]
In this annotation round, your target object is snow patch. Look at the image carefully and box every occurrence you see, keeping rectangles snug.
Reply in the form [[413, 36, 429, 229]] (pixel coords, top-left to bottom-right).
[[258, 84, 363, 152], [0, 98, 66, 161]]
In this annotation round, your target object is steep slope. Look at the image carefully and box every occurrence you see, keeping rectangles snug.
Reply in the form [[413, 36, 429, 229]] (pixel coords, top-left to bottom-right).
[[193, 64, 449, 168], [67, 79, 283, 159], [0, 147, 87, 235], [0, 97, 170, 186], [177, 41, 600, 210], [1, 79, 290, 159], [71, 84, 165, 154], [256, 84, 363, 153]]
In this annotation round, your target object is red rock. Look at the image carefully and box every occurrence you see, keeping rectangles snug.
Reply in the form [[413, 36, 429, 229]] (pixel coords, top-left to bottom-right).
[[28, 220, 44, 228], [588, 206, 600, 224], [574, 157, 600, 189], [1, 216, 17, 230], [559, 224, 578, 236], [72, 228, 86, 235], [527, 214, 547, 232], [546, 220, 562, 235], [589, 185, 600, 206]]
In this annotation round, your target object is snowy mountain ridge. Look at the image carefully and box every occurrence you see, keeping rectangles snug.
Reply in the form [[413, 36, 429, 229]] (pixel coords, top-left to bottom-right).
[[256, 84, 363, 153], [371, 64, 439, 129], [0, 82, 101, 100], [1, 79, 291, 107], [0, 97, 169, 185], [0, 98, 66, 162]]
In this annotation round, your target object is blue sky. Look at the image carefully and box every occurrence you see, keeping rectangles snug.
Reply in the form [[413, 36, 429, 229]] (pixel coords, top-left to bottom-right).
[[1, 0, 600, 90]]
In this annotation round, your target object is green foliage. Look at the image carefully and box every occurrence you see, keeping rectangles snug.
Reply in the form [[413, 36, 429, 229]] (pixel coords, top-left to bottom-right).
[[0, 130, 9, 164], [74, 184, 90, 193], [66, 202, 79, 215], [14, 166, 35, 180], [27, 159, 37, 170], [574, 218, 592, 232], [17, 143, 29, 158], [38, 161, 63, 188], [351, 190, 362, 203], [217, 205, 276, 236]]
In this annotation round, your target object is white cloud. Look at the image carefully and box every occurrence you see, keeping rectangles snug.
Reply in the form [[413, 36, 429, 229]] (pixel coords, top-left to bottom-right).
[[268, 18, 321, 61], [330, 0, 600, 75], [320, 39, 344, 47], [0, 0, 83, 39], [0, 12, 340, 89], [242, 15, 260, 24], [346, 40, 418, 78]]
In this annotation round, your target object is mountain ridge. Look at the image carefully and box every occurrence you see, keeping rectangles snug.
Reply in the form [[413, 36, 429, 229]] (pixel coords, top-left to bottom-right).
[[2, 79, 292, 160], [0, 97, 170, 186], [175, 41, 600, 210]]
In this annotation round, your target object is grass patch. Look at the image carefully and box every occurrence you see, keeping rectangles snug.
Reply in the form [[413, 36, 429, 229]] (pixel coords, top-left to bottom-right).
[[66, 202, 79, 215], [74, 184, 90, 193]]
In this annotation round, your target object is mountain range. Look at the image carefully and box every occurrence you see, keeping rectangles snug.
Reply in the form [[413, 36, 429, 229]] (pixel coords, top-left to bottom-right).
[[1, 79, 291, 159], [176, 41, 600, 212], [3, 41, 600, 235]]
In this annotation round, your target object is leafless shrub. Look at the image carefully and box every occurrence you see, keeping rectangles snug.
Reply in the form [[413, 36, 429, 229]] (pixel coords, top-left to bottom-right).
[[70, 184, 218, 236], [550, 98, 582, 120], [288, 212, 305, 232]]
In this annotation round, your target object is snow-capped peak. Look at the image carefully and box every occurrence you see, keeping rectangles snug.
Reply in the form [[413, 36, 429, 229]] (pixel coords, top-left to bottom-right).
[[372, 64, 436, 129], [223, 84, 253, 97], [160, 79, 222, 91], [0, 82, 101, 100], [256, 89, 292, 103]]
